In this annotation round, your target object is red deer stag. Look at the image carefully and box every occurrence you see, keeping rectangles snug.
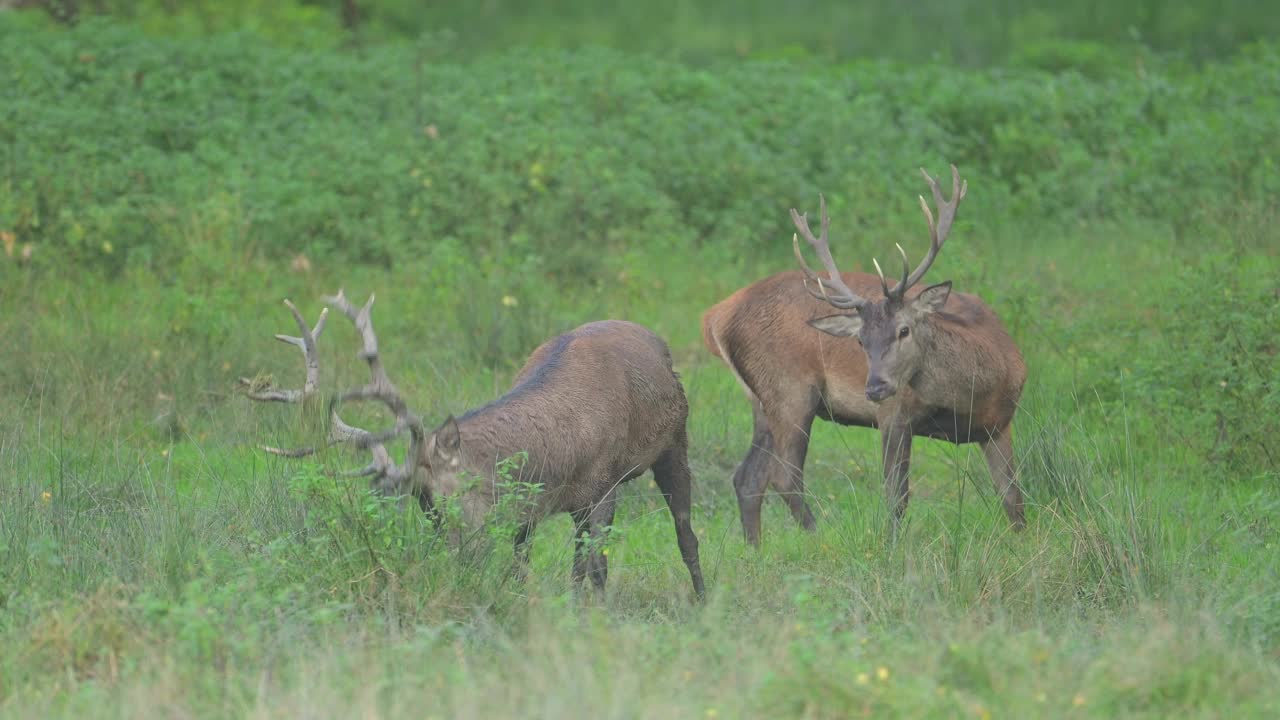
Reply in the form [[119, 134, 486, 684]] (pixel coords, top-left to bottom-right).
[[244, 291, 705, 599], [702, 166, 1026, 542]]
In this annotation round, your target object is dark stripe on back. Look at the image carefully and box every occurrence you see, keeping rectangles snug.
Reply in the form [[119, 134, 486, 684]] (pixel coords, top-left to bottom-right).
[[458, 333, 573, 421]]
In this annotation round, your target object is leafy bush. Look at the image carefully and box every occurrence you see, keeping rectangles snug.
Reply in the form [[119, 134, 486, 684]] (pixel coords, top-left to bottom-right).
[[3, 18, 1278, 280], [24, 1, 1280, 66], [1127, 252, 1280, 475]]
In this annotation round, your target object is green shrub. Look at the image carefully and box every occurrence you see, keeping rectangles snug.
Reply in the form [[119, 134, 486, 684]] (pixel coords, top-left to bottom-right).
[[3, 19, 1278, 281], [1127, 252, 1280, 475], [31, 1, 1280, 66]]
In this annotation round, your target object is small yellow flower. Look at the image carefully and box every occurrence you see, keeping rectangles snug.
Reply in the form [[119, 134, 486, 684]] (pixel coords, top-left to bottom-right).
[[501, 295, 518, 308], [161, 449, 169, 458], [41, 491, 52, 503], [705, 709, 718, 719], [601, 548, 609, 556], [102, 240, 114, 254], [1072, 694, 1086, 707], [855, 672, 870, 686], [876, 667, 889, 682]]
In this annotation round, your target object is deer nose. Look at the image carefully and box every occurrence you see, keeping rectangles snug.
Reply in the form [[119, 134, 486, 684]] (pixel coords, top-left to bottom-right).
[[865, 379, 895, 402]]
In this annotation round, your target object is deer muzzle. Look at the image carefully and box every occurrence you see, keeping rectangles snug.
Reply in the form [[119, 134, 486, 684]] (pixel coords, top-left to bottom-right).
[[865, 376, 896, 402]]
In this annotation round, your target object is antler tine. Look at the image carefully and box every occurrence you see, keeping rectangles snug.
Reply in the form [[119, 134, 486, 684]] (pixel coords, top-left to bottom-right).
[[323, 291, 392, 390], [239, 300, 329, 403], [792, 235, 860, 309], [256, 406, 385, 459], [889, 243, 910, 302], [898, 164, 967, 293], [789, 194, 867, 310], [258, 443, 323, 458], [871, 258, 891, 298], [335, 446, 397, 479], [278, 299, 328, 395]]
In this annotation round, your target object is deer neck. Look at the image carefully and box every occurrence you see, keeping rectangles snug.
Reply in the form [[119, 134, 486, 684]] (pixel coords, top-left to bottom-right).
[[906, 318, 988, 409], [903, 320, 955, 396], [453, 399, 552, 481]]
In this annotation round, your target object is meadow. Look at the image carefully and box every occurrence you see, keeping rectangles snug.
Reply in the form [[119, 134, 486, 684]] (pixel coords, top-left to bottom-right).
[[2, 4, 1279, 717]]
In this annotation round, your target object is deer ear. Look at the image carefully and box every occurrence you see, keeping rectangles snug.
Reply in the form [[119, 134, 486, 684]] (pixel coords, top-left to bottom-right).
[[807, 313, 862, 337], [433, 415, 461, 456], [912, 281, 952, 314]]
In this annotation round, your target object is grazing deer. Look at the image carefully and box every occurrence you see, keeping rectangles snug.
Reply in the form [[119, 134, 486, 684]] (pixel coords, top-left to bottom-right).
[[702, 166, 1026, 542], [243, 291, 705, 599]]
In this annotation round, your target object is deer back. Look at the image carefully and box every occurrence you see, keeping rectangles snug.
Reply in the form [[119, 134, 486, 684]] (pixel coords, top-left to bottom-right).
[[451, 320, 688, 512], [703, 268, 1024, 434]]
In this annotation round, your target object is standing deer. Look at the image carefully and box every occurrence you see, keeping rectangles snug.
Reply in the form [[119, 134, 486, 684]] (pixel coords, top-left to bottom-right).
[[702, 166, 1026, 543], [243, 291, 705, 599]]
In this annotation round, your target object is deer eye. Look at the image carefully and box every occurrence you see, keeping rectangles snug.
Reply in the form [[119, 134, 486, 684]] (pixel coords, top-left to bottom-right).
[[898, 326, 910, 339]]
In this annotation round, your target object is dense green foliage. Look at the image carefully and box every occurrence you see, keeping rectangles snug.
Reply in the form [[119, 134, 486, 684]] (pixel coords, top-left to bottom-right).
[[1, 7, 1279, 718], [26, 0, 1280, 65], [5, 17, 1280, 275]]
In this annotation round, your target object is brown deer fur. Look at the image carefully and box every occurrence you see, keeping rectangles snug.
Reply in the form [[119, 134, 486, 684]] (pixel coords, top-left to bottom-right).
[[245, 295, 704, 599], [426, 320, 705, 598], [702, 167, 1026, 544]]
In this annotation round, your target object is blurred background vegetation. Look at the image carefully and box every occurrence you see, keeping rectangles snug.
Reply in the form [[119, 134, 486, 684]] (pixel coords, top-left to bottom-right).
[[5, 0, 1279, 270], [10, 0, 1280, 65]]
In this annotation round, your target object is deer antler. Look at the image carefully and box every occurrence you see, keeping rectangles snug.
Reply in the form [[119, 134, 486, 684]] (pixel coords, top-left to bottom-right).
[[240, 292, 426, 494], [883, 164, 967, 301], [790, 193, 867, 310], [240, 299, 328, 403]]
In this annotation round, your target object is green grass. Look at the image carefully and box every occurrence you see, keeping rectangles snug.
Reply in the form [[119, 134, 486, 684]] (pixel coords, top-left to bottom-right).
[[2, 14, 1280, 719], [3, 222, 1278, 716]]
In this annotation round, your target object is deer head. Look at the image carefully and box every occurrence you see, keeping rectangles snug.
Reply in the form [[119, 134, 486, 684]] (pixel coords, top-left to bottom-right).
[[791, 165, 967, 402]]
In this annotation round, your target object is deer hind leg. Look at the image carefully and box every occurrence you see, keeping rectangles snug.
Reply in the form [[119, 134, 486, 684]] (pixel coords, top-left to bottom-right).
[[880, 423, 913, 536], [570, 488, 618, 597], [653, 441, 706, 600], [766, 402, 818, 535], [733, 399, 774, 546], [981, 424, 1025, 530]]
